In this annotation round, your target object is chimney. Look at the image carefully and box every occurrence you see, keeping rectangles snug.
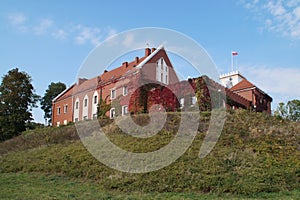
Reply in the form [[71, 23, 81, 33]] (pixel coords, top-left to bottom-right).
[[145, 48, 151, 56], [122, 61, 128, 68], [104, 70, 108, 73], [78, 78, 88, 85], [135, 57, 139, 64], [151, 48, 156, 53]]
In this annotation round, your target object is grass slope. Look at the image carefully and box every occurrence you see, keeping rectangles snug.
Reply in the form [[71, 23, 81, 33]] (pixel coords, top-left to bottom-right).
[[0, 110, 299, 197], [1, 173, 299, 200]]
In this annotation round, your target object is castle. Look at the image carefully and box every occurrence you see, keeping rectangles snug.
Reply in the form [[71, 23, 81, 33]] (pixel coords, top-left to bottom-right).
[[52, 46, 272, 126]]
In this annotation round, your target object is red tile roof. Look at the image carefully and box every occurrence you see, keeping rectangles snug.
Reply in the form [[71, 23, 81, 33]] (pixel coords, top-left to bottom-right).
[[230, 79, 255, 91], [99, 56, 146, 84], [70, 53, 149, 96]]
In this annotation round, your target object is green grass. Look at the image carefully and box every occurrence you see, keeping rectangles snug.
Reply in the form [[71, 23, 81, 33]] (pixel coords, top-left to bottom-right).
[[0, 110, 299, 197], [0, 173, 299, 200]]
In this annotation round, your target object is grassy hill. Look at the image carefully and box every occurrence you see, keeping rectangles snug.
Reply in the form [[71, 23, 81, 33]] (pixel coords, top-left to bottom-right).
[[0, 110, 299, 199]]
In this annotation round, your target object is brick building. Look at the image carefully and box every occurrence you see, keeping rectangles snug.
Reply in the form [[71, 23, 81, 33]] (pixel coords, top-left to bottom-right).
[[52, 46, 272, 126], [220, 71, 272, 114]]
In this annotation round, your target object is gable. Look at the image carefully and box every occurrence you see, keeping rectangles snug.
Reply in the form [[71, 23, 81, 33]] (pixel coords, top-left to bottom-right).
[[230, 79, 255, 91], [53, 84, 75, 102]]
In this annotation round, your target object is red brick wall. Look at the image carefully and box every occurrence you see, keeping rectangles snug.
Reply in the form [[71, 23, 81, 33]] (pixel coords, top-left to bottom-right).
[[52, 87, 74, 126]]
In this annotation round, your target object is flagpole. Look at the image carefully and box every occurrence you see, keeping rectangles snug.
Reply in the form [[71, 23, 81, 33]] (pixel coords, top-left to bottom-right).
[[236, 56, 238, 72], [231, 51, 233, 72]]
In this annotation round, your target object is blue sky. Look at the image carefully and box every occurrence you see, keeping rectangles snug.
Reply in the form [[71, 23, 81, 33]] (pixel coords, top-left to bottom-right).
[[1, 0, 300, 123]]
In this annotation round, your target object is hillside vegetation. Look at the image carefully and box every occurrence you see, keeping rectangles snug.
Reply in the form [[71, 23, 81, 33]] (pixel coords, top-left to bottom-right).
[[0, 110, 299, 196]]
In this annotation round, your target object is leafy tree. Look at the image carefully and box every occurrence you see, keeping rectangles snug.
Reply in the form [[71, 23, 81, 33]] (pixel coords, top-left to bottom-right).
[[274, 99, 300, 121], [0, 68, 39, 141], [40, 82, 66, 124], [274, 102, 287, 119], [97, 99, 111, 118]]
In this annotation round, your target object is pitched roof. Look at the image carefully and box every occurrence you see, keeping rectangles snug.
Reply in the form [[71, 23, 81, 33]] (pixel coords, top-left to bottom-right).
[[230, 79, 255, 91], [52, 84, 75, 102], [136, 45, 164, 68], [99, 56, 146, 84], [53, 47, 162, 102]]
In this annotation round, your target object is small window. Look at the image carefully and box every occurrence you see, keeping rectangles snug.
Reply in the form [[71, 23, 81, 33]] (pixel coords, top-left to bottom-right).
[[93, 113, 97, 119], [83, 116, 87, 120], [57, 107, 61, 115], [75, 118, 79, 122], [165, 75, 168, 84], [123, 85, 128, 96], [64, 105, 68, 113], [180, 98, 184, 108], [56, 121, 60, 127], [94, 95, 98, 104], [191, 96, 197, 105], [63, 120, 68, 125], [161, 73, 163, 83], [84, 99, 88, 107], [122, 105, 128, 116], [75, 101, 79, 109], [165, 66, 168, 72], [110, 108, 115, 119], [111, 89, 116, 99]]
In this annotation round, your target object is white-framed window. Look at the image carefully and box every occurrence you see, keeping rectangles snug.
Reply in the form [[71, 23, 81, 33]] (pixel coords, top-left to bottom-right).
[[56, 121, 60, 127], [156, 58, 169, 85], [74, 98, 80, 123], [64, 105, 68, 113], [63, 120, 68, 125], [83, 116, 88, 120], [122, 105, 128, 116], [57, 107, 61, 115], [82, 95, 89, 120], [191, 96, 197, 106], [93, 113, 97, 119], [180, 98, 184, 109], [123, 85, 128, 96], [111, 89, 116, 99], [110, 108, 115, 119], [84, 98, 88, 107], [92, 91, 98, 120]]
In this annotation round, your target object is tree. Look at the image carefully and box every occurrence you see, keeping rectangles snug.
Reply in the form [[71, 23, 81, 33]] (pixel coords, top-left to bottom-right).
[[97, 98, 111, 118], [274, 99, 300, 121], [40, 82, 66, 124], [0, 68, 39, 141]]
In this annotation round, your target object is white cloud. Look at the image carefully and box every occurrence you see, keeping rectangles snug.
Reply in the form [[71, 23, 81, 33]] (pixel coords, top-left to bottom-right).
[[239, 65, 300, 106], [8, 13, 27, 25], [122, 33, 135, 47], [265, 1, 286, 16], [106, 28, 117, 39], [75, 25, 102, 46], [241, 0, 300, 39], [7, 12, 28, 32], [52, 29, 67, 40], [5, 12, 116, 46], [33, 19, 54, 35]]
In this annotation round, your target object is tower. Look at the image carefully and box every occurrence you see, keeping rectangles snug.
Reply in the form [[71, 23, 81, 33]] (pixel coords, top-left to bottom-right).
[[219, 71, 246, 88]]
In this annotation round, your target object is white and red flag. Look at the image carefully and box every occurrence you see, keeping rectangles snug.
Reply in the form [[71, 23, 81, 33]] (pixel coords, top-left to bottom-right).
[[232, 51, 238, 56]]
